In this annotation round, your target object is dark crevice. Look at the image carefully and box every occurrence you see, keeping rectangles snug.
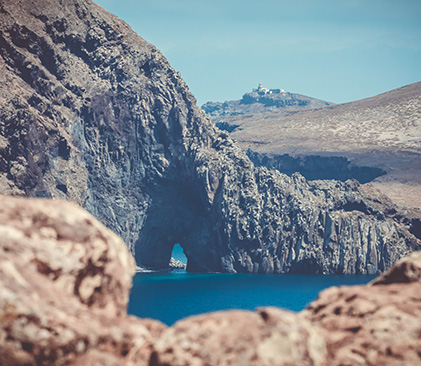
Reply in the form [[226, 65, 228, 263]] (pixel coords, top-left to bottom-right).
[[247, 150, 387, 184], [409, 218, 421, 240], [342, 201, 370, 214], [215, 121, 240, 133], [58, 138, 70, 160], [56, 183, 67, 194]]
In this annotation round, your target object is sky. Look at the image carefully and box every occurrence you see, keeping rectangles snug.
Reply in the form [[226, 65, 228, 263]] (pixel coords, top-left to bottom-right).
[[95, 0, 421, 106]]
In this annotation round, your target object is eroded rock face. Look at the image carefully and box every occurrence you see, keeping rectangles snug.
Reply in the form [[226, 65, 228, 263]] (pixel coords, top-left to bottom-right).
[[0, 0, 419, 274], [152, 308, 326, 366], [0, 195, 166, 366], [301, 251, 421, 366]]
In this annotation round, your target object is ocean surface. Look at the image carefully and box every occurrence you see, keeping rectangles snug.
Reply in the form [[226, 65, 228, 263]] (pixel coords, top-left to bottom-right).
[[128, 245, 376, 325]]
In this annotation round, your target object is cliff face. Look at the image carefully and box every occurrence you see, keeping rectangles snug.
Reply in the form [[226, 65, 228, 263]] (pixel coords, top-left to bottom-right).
[[0, 0, 419, 274]]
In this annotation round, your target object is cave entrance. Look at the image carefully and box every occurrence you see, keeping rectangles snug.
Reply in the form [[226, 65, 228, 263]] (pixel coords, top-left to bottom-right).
[[171, 243, 187, 264]]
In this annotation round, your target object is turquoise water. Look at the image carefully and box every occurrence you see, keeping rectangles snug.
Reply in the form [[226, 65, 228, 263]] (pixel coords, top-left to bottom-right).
[[128, 269, 376, 326]]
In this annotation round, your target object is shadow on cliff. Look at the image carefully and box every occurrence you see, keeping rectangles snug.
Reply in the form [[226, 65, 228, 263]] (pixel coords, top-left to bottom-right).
[[247, 150, 386, 184]]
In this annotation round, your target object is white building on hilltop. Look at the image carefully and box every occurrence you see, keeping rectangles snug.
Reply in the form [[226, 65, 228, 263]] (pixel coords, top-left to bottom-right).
[[252, 82, 286, 95]]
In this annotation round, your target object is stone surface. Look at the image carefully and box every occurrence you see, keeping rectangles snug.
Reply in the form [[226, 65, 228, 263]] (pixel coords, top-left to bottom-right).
[[0, 0, 419, 275], [0, 195, 166, 366], [151, 308, 326, 366], [302, 284, 421, 366], [371, 250, 421, 285]]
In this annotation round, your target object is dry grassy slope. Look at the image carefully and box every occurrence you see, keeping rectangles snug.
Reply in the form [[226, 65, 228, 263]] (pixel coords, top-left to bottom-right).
[[216, 82, 421, 209]]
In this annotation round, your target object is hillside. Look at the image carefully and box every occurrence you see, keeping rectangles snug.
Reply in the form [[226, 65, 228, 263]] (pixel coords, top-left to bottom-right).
[[210, 83, 421, 209]]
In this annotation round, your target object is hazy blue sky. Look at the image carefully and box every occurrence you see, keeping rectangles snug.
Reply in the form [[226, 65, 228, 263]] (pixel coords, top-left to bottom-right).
[[95, 0, 421, 106]]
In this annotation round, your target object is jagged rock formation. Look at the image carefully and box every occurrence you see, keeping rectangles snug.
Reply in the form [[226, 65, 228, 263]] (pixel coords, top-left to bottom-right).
[[0, 195, 166, 366], [0, 0, 419, 274], [169, 258, 186, 270], [202, 87, 333, 118]]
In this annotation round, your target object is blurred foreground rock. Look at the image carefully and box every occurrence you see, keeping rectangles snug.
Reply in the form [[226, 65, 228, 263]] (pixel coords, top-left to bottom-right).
[[152, 308, 326, 366], [0, 195, 420, 365], [302, 251, 421, 366], [0, 195, 166, 366]]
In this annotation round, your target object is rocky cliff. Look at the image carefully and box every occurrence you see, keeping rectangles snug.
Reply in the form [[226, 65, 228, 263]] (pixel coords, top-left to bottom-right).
[[0, 0, 419, 274]]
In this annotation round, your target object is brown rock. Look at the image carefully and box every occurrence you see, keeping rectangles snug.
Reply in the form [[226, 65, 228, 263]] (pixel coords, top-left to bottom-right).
[[370, 251, 421, 285], [151, 307, 326, 366], [302, 282, 421, 366], [0, 195, 166, 366]]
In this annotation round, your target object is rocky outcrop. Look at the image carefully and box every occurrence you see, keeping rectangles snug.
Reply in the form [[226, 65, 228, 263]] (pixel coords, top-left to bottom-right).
[[301, 251, 421, 366], [150, 251, 421, 366], [0, 0, 419, 275], [370, 250, 421, 285], [1, 195, 420, 365], [169, 258, 187, 270], [152, 308, 326, 366], [210, 82, 421, 210], [0, 195, 166, 366], [202, 89, 332, 118]]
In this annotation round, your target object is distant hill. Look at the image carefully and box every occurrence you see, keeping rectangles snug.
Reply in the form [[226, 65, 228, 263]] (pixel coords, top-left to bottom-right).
[[201, 83, 333, 118], [207, 82, 421, 209]]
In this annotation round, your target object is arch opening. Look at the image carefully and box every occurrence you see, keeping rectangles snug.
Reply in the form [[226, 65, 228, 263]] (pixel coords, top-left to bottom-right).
[[171, 243, 187, 264], [169, 243, 187, 271]]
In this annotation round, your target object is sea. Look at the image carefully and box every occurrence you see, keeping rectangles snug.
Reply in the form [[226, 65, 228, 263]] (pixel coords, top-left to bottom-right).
[[128, 244, 376, 325]]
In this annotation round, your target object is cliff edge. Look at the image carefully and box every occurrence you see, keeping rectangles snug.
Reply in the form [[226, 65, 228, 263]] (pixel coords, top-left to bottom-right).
[[0, 0, 419, 274]]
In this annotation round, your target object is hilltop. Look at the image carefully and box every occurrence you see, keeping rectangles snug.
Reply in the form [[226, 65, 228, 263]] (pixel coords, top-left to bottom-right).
[[202, 83, 333, 118], [208, 82, 421, 209]]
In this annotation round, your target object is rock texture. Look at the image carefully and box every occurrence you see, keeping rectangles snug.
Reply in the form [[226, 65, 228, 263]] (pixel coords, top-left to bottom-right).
[[302, 251, 421, 366], [151, 251, 421, 366], [0, 0, 420, 274], [0, 195, 166, 366], [151, 308, 326, 366]]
